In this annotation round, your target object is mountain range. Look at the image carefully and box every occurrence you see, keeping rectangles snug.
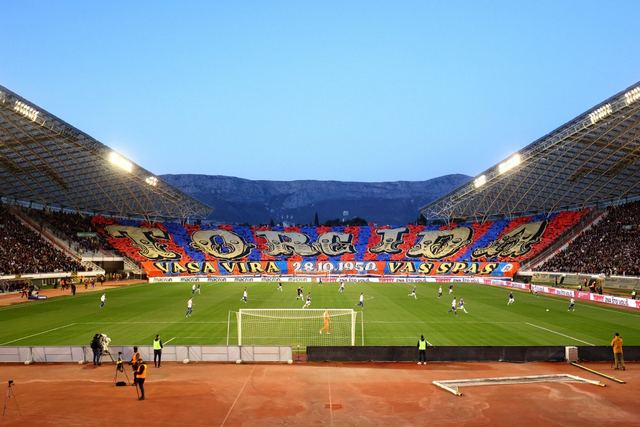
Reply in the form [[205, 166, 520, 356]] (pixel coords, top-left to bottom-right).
[[161, 174, 471, 225]]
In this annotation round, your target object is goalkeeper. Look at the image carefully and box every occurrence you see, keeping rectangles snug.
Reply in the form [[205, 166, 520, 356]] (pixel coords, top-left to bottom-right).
[[319, 310, 330, 335]]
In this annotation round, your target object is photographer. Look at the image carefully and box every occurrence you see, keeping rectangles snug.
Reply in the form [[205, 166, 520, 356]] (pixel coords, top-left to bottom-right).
[[90, 334, 102, 366]]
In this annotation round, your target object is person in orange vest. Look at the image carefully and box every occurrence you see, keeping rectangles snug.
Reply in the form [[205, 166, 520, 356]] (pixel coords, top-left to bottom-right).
[[130, 346, 141, 373], [611, 332, 625, 371], [134, 357, 147, 400]]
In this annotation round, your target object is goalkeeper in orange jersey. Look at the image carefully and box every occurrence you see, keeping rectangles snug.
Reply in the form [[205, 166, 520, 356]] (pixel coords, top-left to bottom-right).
[[320, 310, 330, 335]]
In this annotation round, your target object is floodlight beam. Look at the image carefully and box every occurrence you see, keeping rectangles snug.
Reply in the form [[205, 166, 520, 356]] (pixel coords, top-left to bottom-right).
[[108, 151, 134, 173]]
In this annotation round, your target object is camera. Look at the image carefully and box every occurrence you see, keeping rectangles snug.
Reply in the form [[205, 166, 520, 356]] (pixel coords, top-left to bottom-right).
[[116, 352, 125, 371], [98, 333, 111, 354]]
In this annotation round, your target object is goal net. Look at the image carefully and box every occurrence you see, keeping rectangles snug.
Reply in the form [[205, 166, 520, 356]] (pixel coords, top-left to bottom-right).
[[233, 309, 357, 347]]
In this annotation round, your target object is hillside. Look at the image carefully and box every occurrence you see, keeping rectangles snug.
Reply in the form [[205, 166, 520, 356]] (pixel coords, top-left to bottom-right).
[[161, 174, 470, 224]]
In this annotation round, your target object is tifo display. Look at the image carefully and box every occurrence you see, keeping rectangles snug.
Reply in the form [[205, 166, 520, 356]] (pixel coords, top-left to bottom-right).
[[92, 209, 588, 277]]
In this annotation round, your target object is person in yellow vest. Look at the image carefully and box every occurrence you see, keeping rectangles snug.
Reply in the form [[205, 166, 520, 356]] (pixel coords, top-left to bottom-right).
[[134, 357, 147, 400], [417, 335, 432, 365], [153, 335, 163, 368], [611, 332, 625, 370]]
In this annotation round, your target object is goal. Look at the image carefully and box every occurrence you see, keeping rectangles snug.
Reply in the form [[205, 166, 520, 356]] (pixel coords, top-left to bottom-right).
[[230, 309, 358, 347]]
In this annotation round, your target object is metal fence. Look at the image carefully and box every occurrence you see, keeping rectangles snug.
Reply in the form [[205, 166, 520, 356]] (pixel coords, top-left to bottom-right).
[[0, 345, 292, 363]]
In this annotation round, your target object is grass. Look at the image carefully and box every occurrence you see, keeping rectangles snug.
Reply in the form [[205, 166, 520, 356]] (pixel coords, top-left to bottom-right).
[[1, 281, 639, 347]]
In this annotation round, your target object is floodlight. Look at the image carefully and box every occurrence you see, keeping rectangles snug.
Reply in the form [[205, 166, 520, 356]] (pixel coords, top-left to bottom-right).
[[624, 87, 640, 106], [498, 154, 521, 174], [108, 152, 133, 173], [474, 175, 487, 188], [145, 176, 158, 186], [13, 100, 39, 122], [588, 104, 612, 124]]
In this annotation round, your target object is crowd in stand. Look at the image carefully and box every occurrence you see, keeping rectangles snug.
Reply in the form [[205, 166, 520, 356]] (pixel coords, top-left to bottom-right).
[[26, 208, 106, 254], [542, 201, 640, 276], [0, 279, 30, 294], [0, 207, 84, 275]]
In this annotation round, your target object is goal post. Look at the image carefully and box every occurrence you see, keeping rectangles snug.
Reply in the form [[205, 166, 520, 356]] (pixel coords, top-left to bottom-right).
[[235, 309, 358, 347]]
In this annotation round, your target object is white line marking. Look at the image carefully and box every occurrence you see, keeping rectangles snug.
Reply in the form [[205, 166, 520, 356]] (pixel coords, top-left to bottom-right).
[[525, 322, 596, 346], [77, 321, 228, 324], [0, 323, 76, 345], [327, 367, 334, 427], [220, 365, 256, 427], [365, 321, 520, 324], [164, 337, 176, 344], [0, 283, 149, 311]]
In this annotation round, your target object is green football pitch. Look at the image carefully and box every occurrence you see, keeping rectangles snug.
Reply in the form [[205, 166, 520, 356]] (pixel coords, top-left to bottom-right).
[[1, 281, 639, 347]]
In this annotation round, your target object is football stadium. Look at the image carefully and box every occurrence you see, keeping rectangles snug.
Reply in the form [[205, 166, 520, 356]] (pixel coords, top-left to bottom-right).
[[2, 7, 640, 426], [2, 80, 640, 424]]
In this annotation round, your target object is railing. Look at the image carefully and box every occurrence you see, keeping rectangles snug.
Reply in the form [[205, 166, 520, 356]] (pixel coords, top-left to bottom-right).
[[0, 345, 292, 363]]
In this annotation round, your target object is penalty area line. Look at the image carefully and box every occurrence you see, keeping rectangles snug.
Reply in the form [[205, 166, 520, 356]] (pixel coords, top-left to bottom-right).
[[0, 323, 77, 345], [164, 337, 177, 344], [525, 322, 595, 346]]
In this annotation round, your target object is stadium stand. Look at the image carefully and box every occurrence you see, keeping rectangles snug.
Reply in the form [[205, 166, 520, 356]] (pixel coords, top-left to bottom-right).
[[0, 279, 29, 294], [0, 84, 210, 221], [541, 201, 640, 276], [26, 208, 106, 254], [421, 82, 640, 225], [0, 206, 83, 275], [92, 209, 588, 276]]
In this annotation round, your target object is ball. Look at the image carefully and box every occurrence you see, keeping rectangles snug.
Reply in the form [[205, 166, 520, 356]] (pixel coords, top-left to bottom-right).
[[182, 358, 190, 364], [546, 309, 549, 312], [236, 359, 242, 364], [287, 359, 293, 365]]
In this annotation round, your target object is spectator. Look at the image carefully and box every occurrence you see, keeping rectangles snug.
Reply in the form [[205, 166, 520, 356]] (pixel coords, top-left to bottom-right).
[[26, 208, 108, 254], [542, 201, 640, 276], [0, 207, 83, 275], [0, 280, 29, 294]]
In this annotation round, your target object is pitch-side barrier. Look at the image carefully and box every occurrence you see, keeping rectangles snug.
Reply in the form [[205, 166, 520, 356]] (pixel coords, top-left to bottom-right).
[[1, 345, 638, 364], [306, 345, 640, 362], [0, 345, 292, 363]]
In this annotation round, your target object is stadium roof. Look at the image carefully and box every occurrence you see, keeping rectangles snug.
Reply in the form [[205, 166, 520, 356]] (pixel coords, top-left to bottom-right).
[[421, 81, 640, 223], [0, 85, 211, 220]]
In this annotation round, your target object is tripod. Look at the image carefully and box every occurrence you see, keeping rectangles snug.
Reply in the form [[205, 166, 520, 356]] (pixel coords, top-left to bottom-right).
[[3, 381, 21, 417], [114, 358, 131, 386], [100, 350, 115, 364]]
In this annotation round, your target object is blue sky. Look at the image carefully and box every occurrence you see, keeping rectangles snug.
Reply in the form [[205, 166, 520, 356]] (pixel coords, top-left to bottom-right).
[[2, 1, 639, 182]]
